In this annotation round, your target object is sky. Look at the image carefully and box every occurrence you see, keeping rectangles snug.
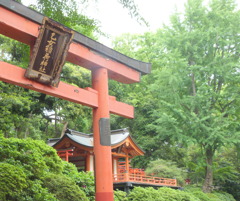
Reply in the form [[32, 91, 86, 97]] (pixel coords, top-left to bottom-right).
[[21, 0, 187, 46], [21, 0, 240, 46], [79, 0, 187, 39], [21, 0, 188, 46], [81, 0, 240, 46]]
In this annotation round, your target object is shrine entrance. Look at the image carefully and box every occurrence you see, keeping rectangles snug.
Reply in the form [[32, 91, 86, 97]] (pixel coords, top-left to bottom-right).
[[0, 1, 151, 200]]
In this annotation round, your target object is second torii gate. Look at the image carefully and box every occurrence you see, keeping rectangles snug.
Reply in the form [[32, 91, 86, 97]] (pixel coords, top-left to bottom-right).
[[0, 1, 151, 200]]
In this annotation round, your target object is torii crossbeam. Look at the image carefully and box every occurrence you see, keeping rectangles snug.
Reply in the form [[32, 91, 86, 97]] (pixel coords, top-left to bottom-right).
[[0, 1, 151, 200]]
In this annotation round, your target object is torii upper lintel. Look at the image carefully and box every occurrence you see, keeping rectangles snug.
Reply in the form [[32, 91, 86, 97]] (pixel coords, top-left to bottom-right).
[[0, 0, 151, 84]]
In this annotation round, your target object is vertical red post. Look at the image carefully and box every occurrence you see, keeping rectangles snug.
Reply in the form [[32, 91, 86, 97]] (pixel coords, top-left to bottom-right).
[[65, 152, 69, 162], [92, 68, 114, 201], [125, 155, 130, 181], [86, 153, 90, 171]]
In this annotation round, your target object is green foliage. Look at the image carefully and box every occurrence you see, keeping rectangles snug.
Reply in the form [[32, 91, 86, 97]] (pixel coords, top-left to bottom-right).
[[43, 173, 88, 201], [112, 0, 240, 194], [0, 137, 63, 178], [62, 163, 95, 201], [0, 80, 92, 139], [0, 138, 62, 200], [117, 0, 148, 26], [185, 186, 214, 201], [21, 180, 57, 201], [127, 187, 164, 201], [145, 159, 187, 186], [0, 82, 48, 139], [0, 35, 30, 67], [114, 190, 128, 201], [117, 186, 236, 201], [0, 137, 92, 200], [212, 192, 235, 201], [184, 186, 236, 201], [74, 171, 95, 201], [220, 178, 240, 201], [158, 187, 198, 201], [127, 187, 199, 201], [33, 0, 100, 39], [0, 163, 27, 201]]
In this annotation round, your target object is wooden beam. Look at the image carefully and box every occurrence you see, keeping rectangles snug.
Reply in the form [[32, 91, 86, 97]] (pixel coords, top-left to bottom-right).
[[0, 6, 141, 84], [0, 62, 98, 107], [112, 152, 127, 158], [67, 43, 140, 84], [0, 62, 134, 118]]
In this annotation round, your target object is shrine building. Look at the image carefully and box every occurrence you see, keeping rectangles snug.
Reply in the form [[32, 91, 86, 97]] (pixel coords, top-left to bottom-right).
[[48, 128, 179, 192]]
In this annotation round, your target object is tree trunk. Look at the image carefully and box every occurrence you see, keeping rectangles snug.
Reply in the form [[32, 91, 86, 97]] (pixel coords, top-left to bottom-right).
[[202, 147, 214, 193], [191, 72, 196, 96], [54, 109, 58, 137], [24, 111, 33, 138], [60, 121, 68, 138], [236, 143, 240, 171]]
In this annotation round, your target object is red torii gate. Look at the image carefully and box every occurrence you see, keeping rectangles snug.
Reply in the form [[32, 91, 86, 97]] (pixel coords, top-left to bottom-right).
[[0, 1, 151, 200]]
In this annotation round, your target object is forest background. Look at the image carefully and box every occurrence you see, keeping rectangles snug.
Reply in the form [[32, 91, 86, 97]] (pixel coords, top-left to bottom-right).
[[0, 0, 240, 200]]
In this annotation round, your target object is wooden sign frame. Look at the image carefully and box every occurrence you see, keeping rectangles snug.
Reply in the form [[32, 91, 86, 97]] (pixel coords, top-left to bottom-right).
[[25, 17, 74, 87]]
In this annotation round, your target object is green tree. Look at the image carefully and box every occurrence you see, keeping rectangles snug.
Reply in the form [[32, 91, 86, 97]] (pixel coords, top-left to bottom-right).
[[32, 0, 101, 39], [145, 159, 187, 186], [149, 0, 240, 193], [112, 0, 240, 194]]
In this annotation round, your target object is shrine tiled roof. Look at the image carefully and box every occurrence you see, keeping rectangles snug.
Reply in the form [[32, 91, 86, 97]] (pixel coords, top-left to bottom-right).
[[48, 128, 130, 148]]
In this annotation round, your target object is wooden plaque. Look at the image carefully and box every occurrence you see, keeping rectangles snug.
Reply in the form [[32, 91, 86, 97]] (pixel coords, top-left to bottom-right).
[[25, 17, 74, 87]]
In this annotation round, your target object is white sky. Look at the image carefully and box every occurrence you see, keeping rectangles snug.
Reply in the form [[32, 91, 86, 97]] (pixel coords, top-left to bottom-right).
[[22, 0, 240, 47], [79, 0, 189, 46], [80, 0, 187, 38], [21, 0, 188, 46]]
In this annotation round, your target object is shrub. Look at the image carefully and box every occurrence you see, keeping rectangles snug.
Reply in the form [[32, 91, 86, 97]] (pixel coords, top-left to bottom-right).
[[20, 180, 57, 201], [0, 137, 63, 179], [0, 137, 90, 200], [191, 191, 210, 201], [73, 171, 95, 201], [114, 190, 128, 201], [184, 186, 236, 201], [128, 187, 164, 201], [62, 162, 95, 201], [184, 186, 212, 201], [43, 173, 88, 201], [0, 163, 27, 200], [115, 186, 236, 201], [157, 187, 199, 201], [212, 192, 235, 201], [127, 187, 199, 201]]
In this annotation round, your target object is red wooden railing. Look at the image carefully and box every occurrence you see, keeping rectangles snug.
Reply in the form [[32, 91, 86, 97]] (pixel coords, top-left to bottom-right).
[[129, 168, 145, 175], [113, 173, 177, 187]]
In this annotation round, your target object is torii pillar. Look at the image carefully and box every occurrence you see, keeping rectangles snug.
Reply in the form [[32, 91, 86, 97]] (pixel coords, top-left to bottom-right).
[[0, 1, 151, 200], [92, 68, 113, 200]]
